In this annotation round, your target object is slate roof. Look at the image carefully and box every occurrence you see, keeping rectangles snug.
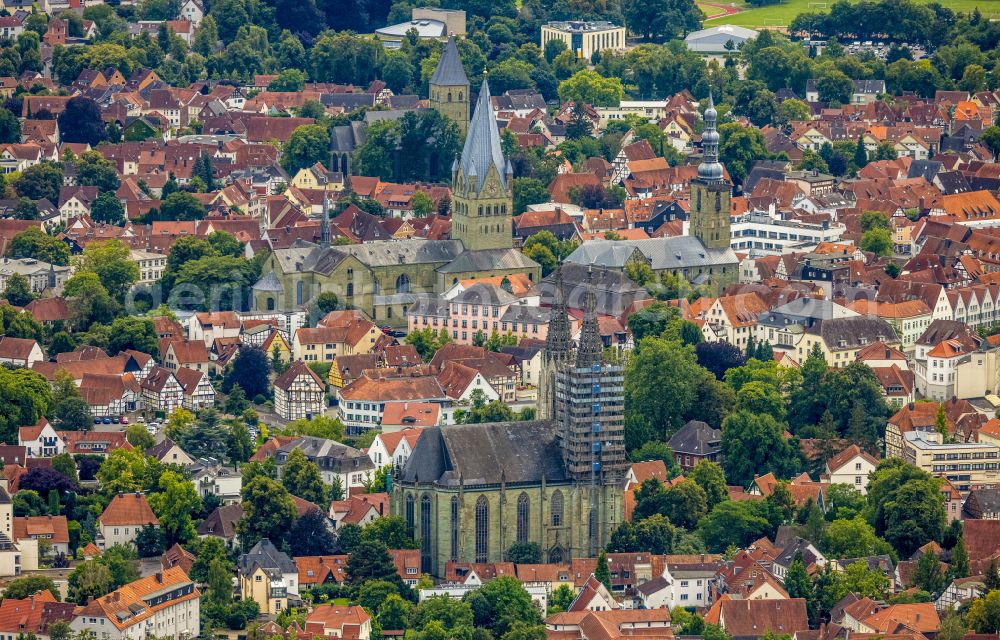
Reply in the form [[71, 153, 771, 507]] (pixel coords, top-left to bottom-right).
[[668, 420, 721, 456], [239, 538, 296, 576], [252, 270, 283, 292], [430, 37, 469, 87], [459, 78, 509, 192], [810, 316, 897, 349], [437, 247, 539, 273], [966, 487, 1000, 516], [401, 421, 566, 487], [196, 503, 243, 539], [565, 236, 738, 271]]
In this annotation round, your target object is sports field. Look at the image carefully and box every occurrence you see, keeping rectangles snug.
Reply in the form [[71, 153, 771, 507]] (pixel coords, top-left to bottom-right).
[[700, 0, 1000, 27]]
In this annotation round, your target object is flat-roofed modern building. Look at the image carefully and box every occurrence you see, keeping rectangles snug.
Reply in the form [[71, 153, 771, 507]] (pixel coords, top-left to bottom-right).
[[541, 21, 625, 61], [903, 431, 1000, 492]]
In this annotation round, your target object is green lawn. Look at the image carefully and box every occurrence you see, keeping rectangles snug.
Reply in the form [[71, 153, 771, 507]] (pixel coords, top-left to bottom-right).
[[706, 0, 1000, 27]]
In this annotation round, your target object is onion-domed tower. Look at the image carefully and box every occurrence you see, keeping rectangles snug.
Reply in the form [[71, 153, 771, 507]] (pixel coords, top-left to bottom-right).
[[689, 95, 731, 250]]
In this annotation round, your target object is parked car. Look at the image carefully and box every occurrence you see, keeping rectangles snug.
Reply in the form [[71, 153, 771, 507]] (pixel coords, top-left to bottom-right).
[[111, 417, 120, 424], [120, 416, 129, 425], [136, 416, 146, 424], [102, 417, 111, 424], [94, 417, 102, 424]]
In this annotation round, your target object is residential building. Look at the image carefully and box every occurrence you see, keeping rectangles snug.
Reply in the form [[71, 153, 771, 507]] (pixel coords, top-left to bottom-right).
[[238, 538, 299, 615], [964, 486, 1000, 519], [704, 597, 809, 639], [162, 339, 212, 373], [192, 462, 242, 505], [174, 366, 215, 411], [188, 311, 241, 346], [146, 438, 195, 467], [69, 567, 200, 640], [367, 428, 424, 468], [336, 375, 448, 434], [0, 590, 74, 640], [821, 445, 879, 494], [668, 420, 721, 471], [379, 403, 440, 433], [273, 360, 326, 421], [304, 605, 372, 640], [544, 609, 672, 640], [0, 336, 44, 368], [18, 418, 64, 458], [97, 493, 159, 549], [293, 311, 381, 363], [271, 437, 375, 492], [12, 515, 69, 556], [130, 249, 167, 286], [141, 367, 184, 414]]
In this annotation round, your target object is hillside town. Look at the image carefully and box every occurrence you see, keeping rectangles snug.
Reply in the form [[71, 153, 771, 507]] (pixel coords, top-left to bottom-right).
[[4, 0, 1000, 639]]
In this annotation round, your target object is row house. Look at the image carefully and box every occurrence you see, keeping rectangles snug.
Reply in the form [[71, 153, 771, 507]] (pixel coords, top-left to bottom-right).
[[702, 293, 769, 348], [0, 336, 44, 368], [912, 320, 983, 401], [78, 373, 141, 417], [273, 360, 326, 421], [293, 311, 381, 363], [174, 366, 216, 410], [367, 428, 424, 468], [189, 311, 242, 346], [141, 367, 184, 414], [337, 375, 449, 434], [162, 339, 213, 373], [69, 567, 199, 640]]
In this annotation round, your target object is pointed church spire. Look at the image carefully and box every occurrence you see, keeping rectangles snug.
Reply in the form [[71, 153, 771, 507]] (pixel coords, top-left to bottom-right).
[[431, 37, 469, 87], [458, 78, 508, 193], [544, 265, 571, 360], [576, 267, 604, 368]]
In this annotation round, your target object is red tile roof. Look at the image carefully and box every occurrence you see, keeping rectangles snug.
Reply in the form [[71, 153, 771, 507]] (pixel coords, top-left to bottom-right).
[[99, 492, 159, 527]]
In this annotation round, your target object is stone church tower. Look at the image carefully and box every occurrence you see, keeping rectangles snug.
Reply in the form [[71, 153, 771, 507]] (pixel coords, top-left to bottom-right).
[[537, 266, 571, 421], [451, 77, 514, 252], [689, 95, 732, 251], [429, 37, 470, 137]]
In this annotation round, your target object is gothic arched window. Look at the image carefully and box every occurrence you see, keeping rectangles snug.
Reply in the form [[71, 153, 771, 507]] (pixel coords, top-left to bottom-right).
[[450, 496, 459, 561], [516, 493, 530, 543], [475, 496, 489, 563], [405, 494, 415, 533], [396, 273, 410, 294], [420, 495, 432, 573], [551, 490, 563, 527]]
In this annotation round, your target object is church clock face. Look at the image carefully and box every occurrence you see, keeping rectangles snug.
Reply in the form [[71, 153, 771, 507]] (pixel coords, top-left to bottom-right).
[[485, 181, 498, 196]]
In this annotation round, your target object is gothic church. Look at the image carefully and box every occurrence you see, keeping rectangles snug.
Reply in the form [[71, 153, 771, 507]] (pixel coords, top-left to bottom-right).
[[392, 268, 626, 577]]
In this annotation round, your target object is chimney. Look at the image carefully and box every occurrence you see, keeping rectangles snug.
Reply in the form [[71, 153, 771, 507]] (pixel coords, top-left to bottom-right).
[[155, 572, 163, 583], [908, 402, 915, 410]]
